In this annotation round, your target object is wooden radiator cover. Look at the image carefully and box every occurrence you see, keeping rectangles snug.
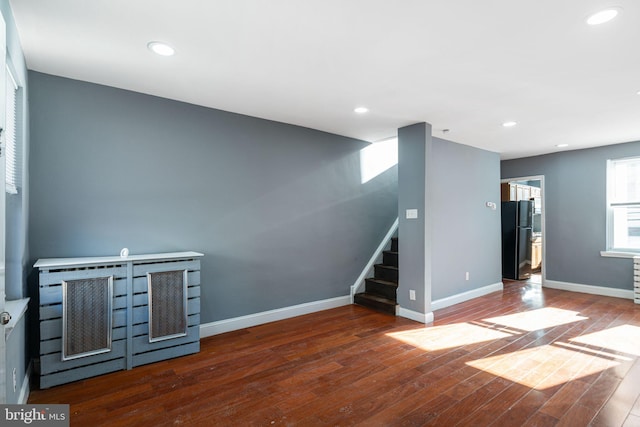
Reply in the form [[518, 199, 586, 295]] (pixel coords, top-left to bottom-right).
[[35, 251, 203, 389]]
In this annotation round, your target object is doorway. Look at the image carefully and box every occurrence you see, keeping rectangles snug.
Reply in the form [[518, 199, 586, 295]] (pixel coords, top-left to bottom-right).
[[500, 176, 545, 284]]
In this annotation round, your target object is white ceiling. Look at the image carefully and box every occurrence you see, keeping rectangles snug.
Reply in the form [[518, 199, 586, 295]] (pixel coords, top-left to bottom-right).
[[9, 0, 640, 159]]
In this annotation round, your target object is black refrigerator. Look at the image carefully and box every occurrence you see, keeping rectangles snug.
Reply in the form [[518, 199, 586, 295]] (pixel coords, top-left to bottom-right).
[[501, 200, 533, 280]]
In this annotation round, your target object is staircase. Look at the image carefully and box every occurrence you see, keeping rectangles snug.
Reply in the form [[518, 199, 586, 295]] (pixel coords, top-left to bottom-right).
[[354, 237, 398, 315]]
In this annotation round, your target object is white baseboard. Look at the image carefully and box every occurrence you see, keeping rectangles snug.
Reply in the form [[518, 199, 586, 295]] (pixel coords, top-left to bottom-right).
[[200, 295, 351, 337], [398, 307, 434, 324], [544, 280, 634, 300], [17, 361, 32, 405], [431, 282, 504, 311]]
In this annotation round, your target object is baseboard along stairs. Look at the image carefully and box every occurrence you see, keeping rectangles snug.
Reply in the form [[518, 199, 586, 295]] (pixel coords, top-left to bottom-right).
[[354, 237, 398, 315]]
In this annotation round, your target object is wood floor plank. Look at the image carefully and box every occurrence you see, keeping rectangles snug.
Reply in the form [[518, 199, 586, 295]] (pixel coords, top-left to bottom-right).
[[623, 414, 640, 427], [522, 411, 559, 427], [591, 358, 640, 427], [455, 381, 533, 427], [419, 375, 513, 425], [539, 379, 592, 419], [489, 388, 548, 426], [557, 372, 622, 426], [28, 281, 640, 426], [632, 392, 640, 416]]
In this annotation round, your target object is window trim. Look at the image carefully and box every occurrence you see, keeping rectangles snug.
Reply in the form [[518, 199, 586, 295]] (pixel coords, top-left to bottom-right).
[[4, 64, 19, 194], [605, 156, 640, 255]]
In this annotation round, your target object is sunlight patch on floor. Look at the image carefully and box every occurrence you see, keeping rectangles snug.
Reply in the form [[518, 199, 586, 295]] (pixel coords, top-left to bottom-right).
[[570, 324, 640, 357], [466, 344, 619, 390], [386, 323, 512, 352], [554, 341, 633, 361], [483, 307, 588, 332]]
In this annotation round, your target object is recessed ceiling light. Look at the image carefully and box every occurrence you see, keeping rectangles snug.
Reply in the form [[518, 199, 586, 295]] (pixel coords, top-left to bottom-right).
[[556, 144, 569, 148], [354, 107, 369, 114], [586, 8, 620, 25], [147, 41, 175, 56], [502, 121, 517, 127]]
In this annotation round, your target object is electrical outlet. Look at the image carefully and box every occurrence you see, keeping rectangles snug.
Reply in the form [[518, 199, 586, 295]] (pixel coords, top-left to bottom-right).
[[12, 368, 17, 393], [465, 272, 470, 281], [409, 290, 416, 300]]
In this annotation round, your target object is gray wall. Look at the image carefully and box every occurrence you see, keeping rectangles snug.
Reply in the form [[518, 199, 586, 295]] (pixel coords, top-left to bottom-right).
[[397, 123, 432, 314], [397, 126, 501, 314], [501, 140, 640, 290], [432, 137, 502, 300], [28, 72, 398, 323]]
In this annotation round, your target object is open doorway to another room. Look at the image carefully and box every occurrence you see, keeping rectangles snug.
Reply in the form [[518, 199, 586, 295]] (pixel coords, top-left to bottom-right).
[[500, 177, 545, 285]]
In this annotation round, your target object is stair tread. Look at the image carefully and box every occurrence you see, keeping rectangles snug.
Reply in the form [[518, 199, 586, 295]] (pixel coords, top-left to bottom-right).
[[355, 292, 397, 305], [356, 237, 398, 315], [375, 264, 398, 270], [365, 278, 398, 287], [354, 292, 397, 315]]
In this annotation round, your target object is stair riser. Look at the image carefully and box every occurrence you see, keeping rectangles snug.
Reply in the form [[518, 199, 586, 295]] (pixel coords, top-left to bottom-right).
[[365, 280, 397, 301], [383, 251, 398, 268], [374, 265, 398, 282], [354, 294, 396, 315], [391, 238, 398, 252]]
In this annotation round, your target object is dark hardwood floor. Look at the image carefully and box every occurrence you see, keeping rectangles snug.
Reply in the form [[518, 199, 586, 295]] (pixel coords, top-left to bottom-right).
[[29, 280, 640, 426]]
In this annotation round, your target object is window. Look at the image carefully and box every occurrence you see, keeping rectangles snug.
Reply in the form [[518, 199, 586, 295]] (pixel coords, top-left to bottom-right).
[[359, 138, 398, 184], [5, 65, 19, 194], [607, 156, 640, 252]]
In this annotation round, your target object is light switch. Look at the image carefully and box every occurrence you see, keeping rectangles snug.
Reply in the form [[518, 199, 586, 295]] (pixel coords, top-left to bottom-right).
[[406, 209, 418, 219]]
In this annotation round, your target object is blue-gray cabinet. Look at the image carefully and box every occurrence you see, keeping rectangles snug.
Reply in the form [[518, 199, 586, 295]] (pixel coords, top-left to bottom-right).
[[35, 251, 203, 388]]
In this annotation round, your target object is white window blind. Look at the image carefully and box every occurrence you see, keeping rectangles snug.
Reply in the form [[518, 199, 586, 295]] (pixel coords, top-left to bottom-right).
[[607, 156, 640, 252], [5, 66, 19, 194]]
